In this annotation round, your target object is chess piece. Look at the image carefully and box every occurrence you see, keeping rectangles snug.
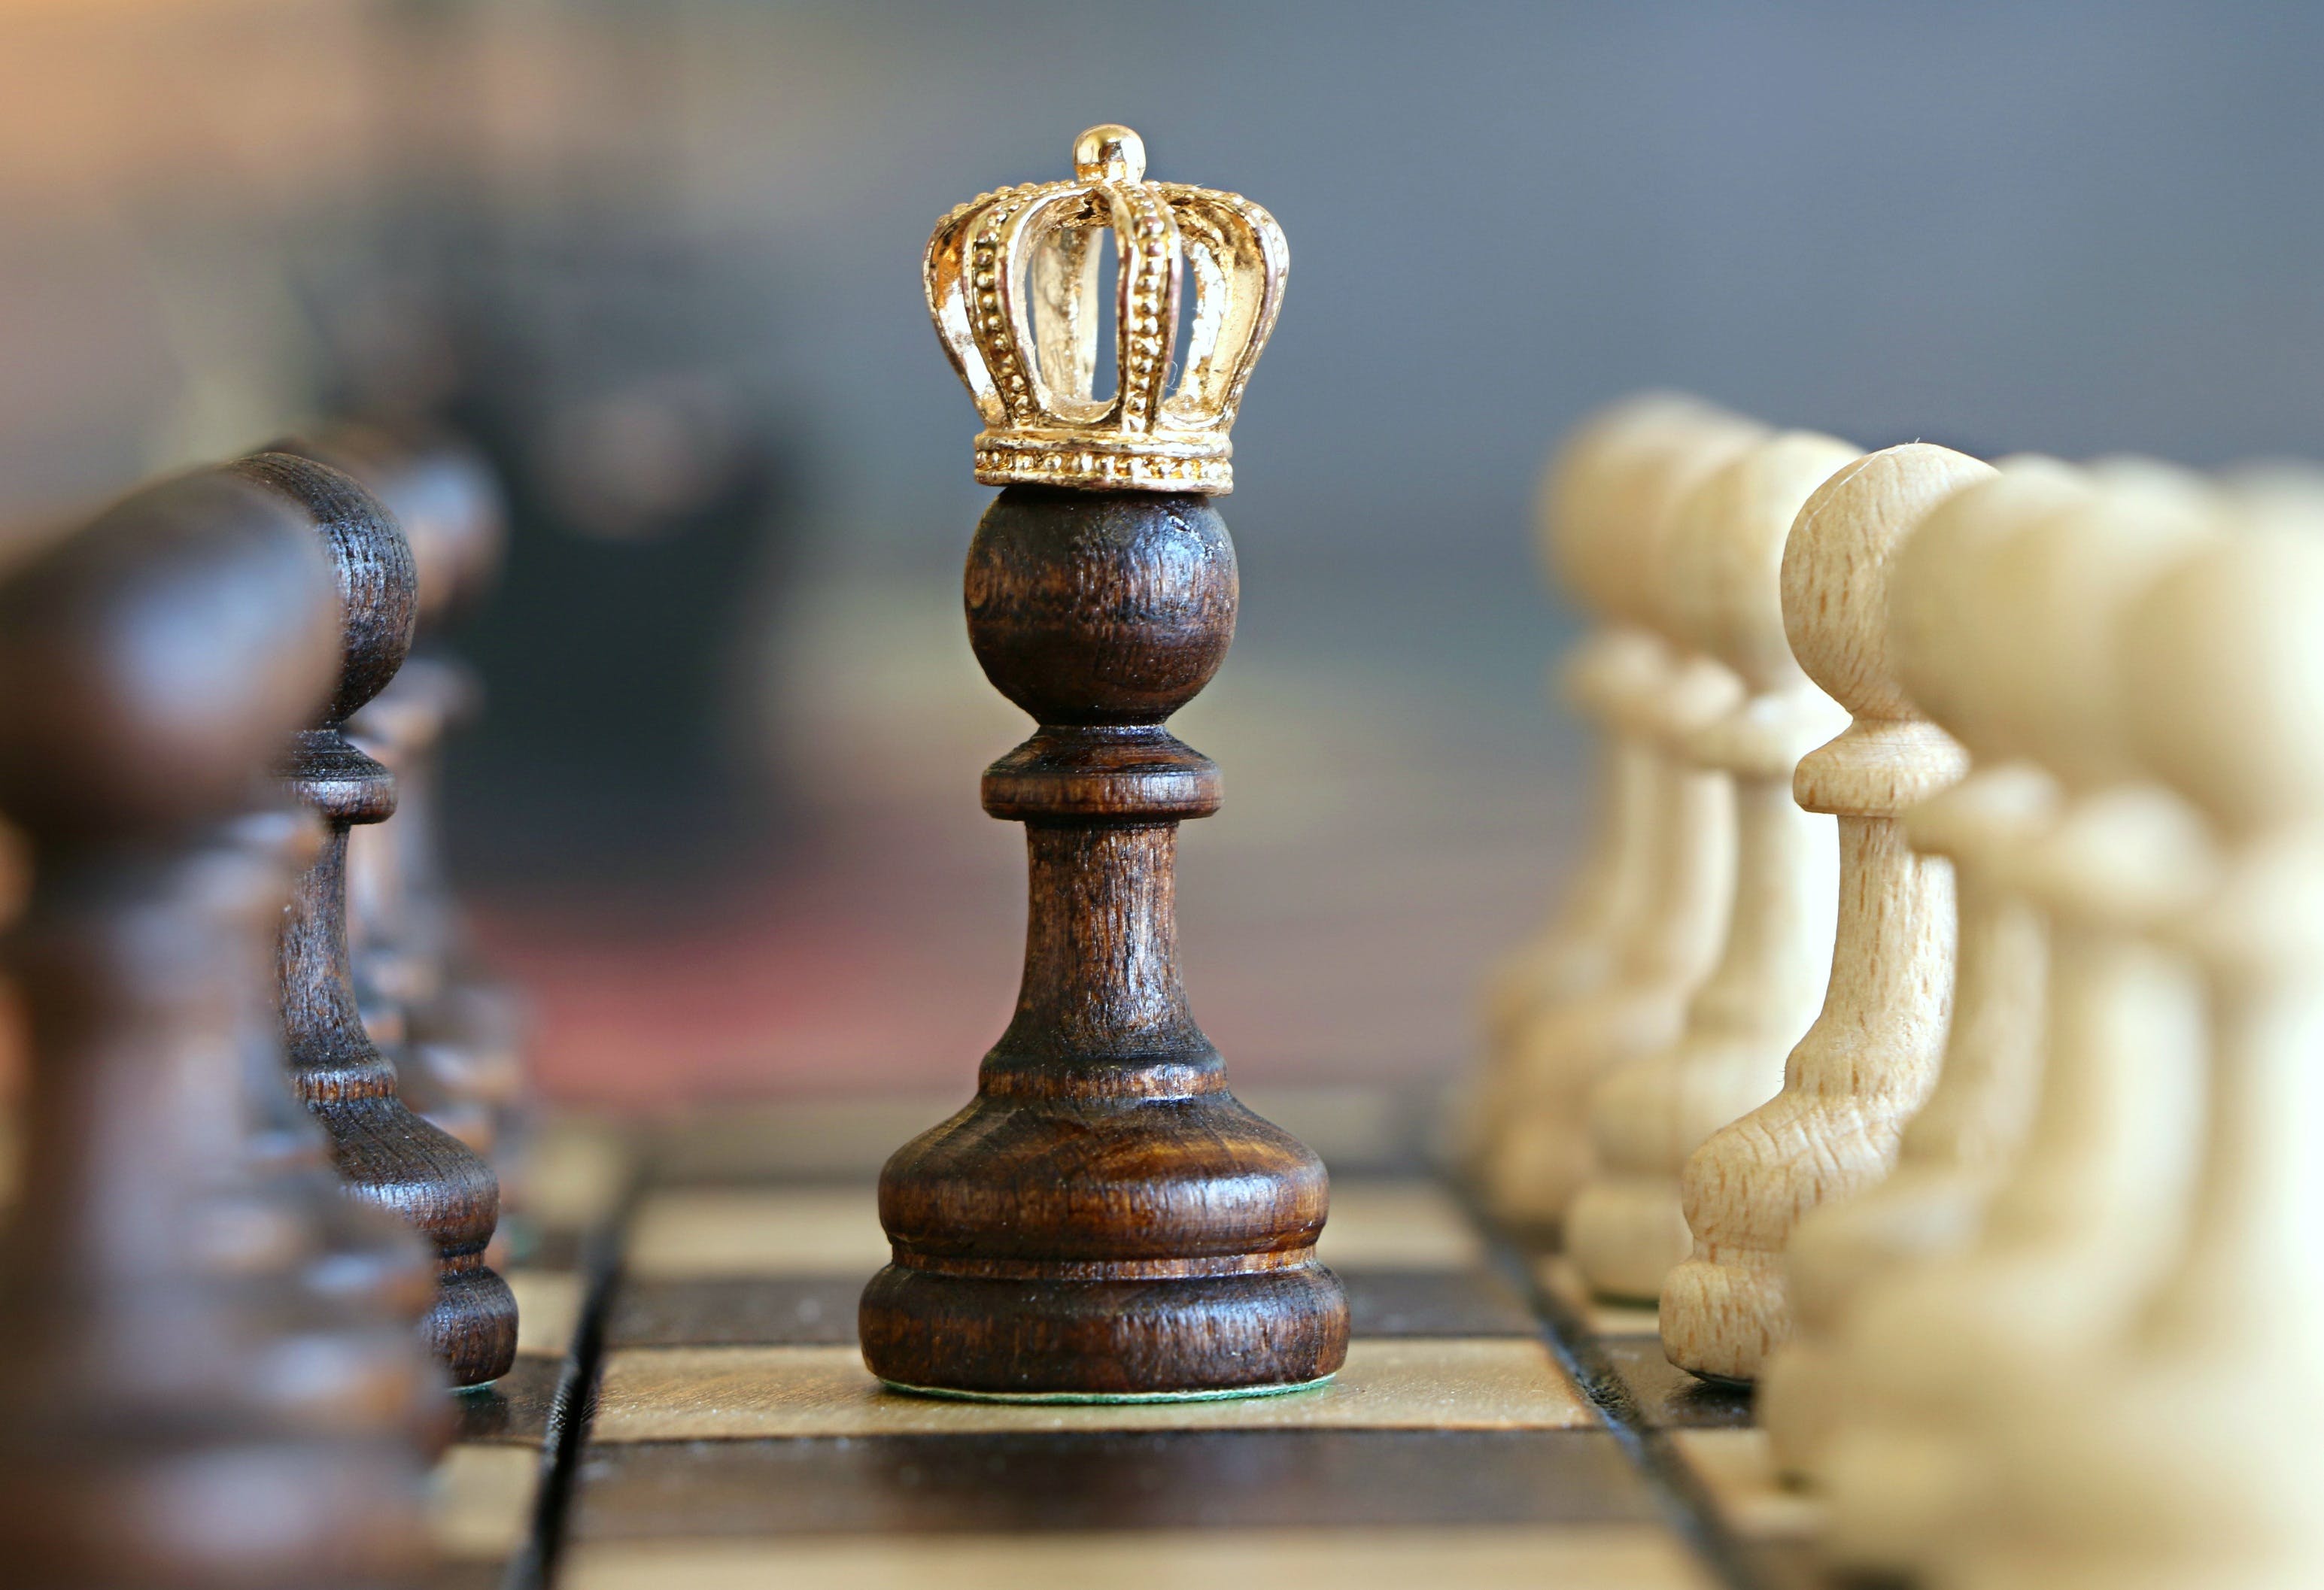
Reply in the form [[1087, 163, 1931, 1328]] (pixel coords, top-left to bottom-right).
[[1660, 443, 1988, 1385], [1458, 396, 1745, 1166], [0, 468, 438, 1588], [232, 450, 519, 1389], [859, 126, 1349, 1399], [1816, 469, 2220, 1571], [288, 424, 527, 1171], [1481, 406, 1762, 1230], [1564, 429, 1852, 1301], [228, 803, 446, 1434], [1757, 461, 2086, 1476], [1934, 501, 2324, 1590]]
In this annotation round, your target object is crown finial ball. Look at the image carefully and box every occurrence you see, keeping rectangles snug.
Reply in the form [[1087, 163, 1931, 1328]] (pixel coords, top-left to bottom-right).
[[1074, 124, 1146, 184], [965, 487, 1236, 726]]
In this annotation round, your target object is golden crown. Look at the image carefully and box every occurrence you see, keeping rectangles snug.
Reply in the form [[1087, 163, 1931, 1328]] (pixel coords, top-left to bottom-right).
[[927, 125, 1289, 496]]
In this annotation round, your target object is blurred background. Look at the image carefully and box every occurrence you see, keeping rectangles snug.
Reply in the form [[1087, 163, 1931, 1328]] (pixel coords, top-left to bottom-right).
[[3, 0, 2318, 1107]]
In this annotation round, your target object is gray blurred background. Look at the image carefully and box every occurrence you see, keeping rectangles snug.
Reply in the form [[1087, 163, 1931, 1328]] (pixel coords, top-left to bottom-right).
[[3, 0, 2316, 1100]]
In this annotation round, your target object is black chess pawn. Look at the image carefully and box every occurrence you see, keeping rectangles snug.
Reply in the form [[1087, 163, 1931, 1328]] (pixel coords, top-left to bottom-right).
[[222, 803, 448, 1447], [279, 425, 529, 1182], [861, 127, 1349, 1397], [231, 450, 519, 1388], [0, 467, 439, 1588]]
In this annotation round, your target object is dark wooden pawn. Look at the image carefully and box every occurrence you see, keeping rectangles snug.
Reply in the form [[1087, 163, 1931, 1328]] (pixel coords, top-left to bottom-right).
[[859, 487, 1351, 1399], [281, 424, 527, 1176], [224, 803, 448, 1448], [231, 450, 519, 1389], [0, 469, 438, 1588]]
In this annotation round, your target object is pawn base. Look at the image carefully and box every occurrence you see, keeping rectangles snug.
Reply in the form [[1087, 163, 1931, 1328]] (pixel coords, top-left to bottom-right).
[[879, 1373, 1335, 1406], [859, 1263, 1349, 1400]]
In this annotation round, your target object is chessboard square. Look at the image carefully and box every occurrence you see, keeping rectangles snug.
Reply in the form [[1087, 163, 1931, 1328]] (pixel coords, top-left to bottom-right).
[[509, 1268, 582, 1359], [1315, 1179, 1484, 1270], [521, 1115, 636, 1233], [451, 1356, 566, 1448], [1669, 1428, 1825, 1542], [1238, 1085, 1430, 1175], [609, 1276, 864, 1348], [430, 1443, 541, 1563], [1339, 1266, 1541, 1337], [626, 1187, 889, 1278], [1534, 1255, 1664, 1337], [1595, 1336, 1755, 1430], [589, 1338, 1593, 1442], [569, 1428, 1662, 1540], [561, 1525, 1717, 1590], [651, 1096, 961, 1185]]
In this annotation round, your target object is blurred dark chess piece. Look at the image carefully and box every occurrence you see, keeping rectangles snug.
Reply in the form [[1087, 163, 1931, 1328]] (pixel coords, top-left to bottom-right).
[[228, 803, 446, 1428], [232, 450, 519, 1389], [279, 424, 533, 1237], [0, 468, 441, 1588], [859, 127, 1350, 1398]]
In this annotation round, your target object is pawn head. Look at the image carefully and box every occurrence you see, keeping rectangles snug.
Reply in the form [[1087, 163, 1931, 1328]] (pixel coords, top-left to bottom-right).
[[2124, 519, 2324, 837], [229, 452, 417, 728], [275, 425, 507, 628], [1888, 456, 2092, 757], [0, 470, 340, 839], [1782, 442, 1996, 724], [1666, 429, 1859, 693], [1973, 464, 2218, 789]]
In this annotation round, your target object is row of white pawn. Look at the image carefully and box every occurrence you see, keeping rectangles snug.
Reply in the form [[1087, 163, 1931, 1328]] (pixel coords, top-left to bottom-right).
[[1457, 395, 2324, 1590]]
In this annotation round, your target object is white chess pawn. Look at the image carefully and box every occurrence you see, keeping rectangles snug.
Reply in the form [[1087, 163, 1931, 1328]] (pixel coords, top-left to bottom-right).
[[1936, 501, 2324, 1590], [1757, 460, 2089, 1477], [1478, 399, 1707, 1041], [1459, 398, 1725, 1168], [1816, 469, 2222, 1573], [1564, 430, 1853, 1302], [1659, 443, 1985, 1385], [1482, 406, 1762, 1230]]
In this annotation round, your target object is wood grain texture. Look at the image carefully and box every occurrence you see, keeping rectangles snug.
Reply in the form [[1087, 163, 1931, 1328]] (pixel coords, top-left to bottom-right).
[[0, 468, 439, 1588], [1660, 444, 1989, 1385], [860, 486, 1347, 1397], [235, 451, 519, 1389]]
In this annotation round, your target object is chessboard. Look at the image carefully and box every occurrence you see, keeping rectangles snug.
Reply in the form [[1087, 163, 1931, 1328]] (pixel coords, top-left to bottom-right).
[[442, 1088, 1817, 1590]]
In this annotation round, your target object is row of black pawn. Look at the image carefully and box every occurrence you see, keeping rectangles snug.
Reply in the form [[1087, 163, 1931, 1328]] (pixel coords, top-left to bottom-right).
[[0, 432, 526, 1588]]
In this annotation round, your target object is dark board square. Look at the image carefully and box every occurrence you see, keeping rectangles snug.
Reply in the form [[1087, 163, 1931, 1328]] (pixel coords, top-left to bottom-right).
[[608, 1276, 865, 1347], [570, 1429, 1658, 1540], [451, 1355, 567, 1447], [1339, 1267, 1541, 1337], [1597, 1335, 1756, 1430]]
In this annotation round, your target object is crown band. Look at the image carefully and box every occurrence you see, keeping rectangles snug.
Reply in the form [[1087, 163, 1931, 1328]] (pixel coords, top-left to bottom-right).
[[974, 430, 1233, 493]]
